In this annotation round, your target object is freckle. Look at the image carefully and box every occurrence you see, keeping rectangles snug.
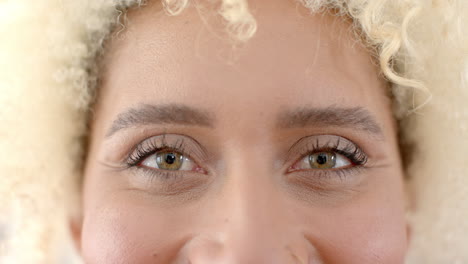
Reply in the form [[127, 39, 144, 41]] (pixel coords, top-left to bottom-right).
[[152, 253, 159, 258], [224, 218, 229, 223]]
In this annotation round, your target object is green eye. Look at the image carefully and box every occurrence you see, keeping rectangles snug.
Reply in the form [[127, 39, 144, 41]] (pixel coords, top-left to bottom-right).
[[154, 151, 184, 170], [290, 151, 352, 172], [308, 152, 337, 169], [140, 150, 200, 172]]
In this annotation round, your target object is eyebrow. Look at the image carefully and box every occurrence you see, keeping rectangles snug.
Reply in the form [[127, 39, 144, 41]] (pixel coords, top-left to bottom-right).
[[106, 103, 215, 137], [107, 104, 383, 138], [276, 106, 383, 136]]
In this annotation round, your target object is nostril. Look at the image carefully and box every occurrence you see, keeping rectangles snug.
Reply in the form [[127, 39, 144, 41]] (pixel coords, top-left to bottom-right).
[[173, 233, 324, 264]]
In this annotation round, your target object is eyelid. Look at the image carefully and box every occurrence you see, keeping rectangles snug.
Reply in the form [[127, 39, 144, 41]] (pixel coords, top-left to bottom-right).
[[285, 165, 366, 193], [289, 152, 353, 173], [125, 164, 212, 197], [284, 134, 368, 173], [126, 134, 209, 171]]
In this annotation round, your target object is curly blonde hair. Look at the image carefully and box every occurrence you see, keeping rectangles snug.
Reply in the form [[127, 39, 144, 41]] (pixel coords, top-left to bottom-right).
[[0, 0, 467, 263], [60, 0, 465, 114]]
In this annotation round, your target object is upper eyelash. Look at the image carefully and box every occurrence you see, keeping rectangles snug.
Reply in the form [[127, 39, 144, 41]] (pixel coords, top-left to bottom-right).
[[127, 135, 368, 174], [126, 136, 190, 168], [299, 137, 368, 166]]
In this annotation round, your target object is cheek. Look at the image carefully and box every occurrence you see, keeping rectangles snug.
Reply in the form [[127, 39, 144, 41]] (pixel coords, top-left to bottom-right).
[[80, 184, 408, 264], [80, 155, 407, 264], [80, 195, 191, 264], [311, 179, 408, 263], [324, 209, 407, 263]]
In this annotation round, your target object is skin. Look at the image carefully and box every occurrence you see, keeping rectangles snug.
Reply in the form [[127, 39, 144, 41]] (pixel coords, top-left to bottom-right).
[[76, 0, 409, 263]]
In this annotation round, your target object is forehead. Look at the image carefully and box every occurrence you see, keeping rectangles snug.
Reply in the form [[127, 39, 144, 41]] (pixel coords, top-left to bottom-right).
[[98, 0, 390, 133]]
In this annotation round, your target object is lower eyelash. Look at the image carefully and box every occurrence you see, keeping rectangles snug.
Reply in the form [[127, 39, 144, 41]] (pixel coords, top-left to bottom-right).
[[294, 164, 366, 183], [127, 135, 367, 183], [127, 164, 185, 183]]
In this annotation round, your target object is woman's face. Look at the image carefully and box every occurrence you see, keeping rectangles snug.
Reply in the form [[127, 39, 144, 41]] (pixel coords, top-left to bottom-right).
[[78, 0, 408, 263]]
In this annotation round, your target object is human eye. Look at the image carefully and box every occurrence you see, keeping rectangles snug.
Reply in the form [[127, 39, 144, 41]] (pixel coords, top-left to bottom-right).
[[287, 135, 368, 176], [284, 135, 372, 201], [291, 151, 352, 170], [118, 134, 213, 197], [126, 134, 207, 178], [139, 150, 199, 171]]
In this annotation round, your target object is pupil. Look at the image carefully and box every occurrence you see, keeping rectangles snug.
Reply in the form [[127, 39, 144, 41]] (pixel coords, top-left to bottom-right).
[[164, 153, 176, 164], [316, 153, 328, 165]]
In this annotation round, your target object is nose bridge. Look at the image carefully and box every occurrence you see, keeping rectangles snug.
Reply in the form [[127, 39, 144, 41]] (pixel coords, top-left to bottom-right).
[[223, 148, 282, 255], [223, 141, 283, 241], [176, 145, 323, 263]]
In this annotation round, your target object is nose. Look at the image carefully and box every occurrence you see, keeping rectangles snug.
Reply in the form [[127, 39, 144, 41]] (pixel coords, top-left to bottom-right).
[[174, 233, 323, 264], [173, 149, 324, 264]]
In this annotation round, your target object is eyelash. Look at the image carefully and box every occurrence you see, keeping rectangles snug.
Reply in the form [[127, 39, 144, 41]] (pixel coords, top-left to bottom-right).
[[126, 136, 368, 181], [126, 137, 191, 168], [125, 137, 199, 182], [288, 137, 368, 179], [300, 137, 367, 165]]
